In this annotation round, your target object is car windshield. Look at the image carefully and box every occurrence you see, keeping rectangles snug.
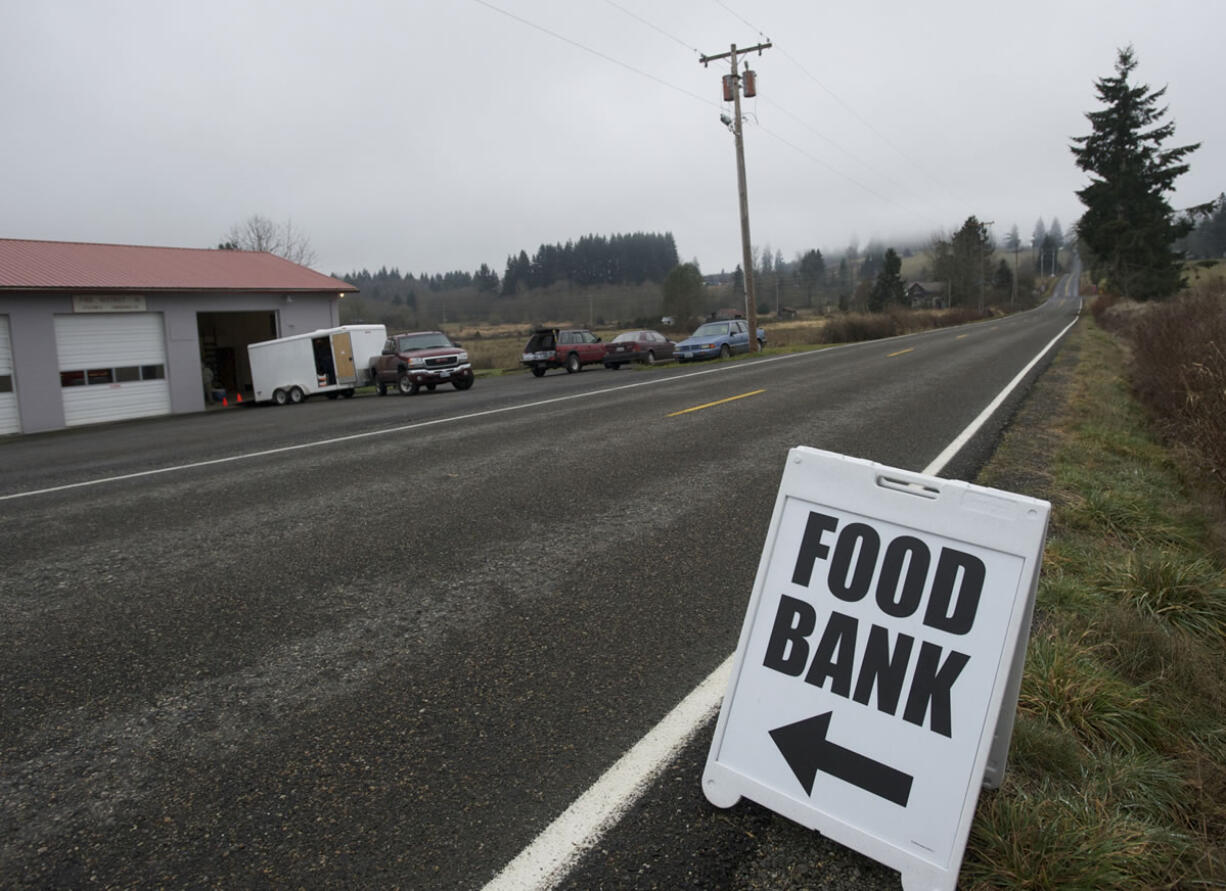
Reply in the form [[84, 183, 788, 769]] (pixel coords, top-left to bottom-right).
[[693, 323, 729, 337], [398, 333, 453, 351]]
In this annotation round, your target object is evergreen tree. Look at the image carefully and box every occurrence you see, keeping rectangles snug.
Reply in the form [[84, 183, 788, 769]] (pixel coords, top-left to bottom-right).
[[1071, 46, 1199, 299], [1003, 224, 1021, 252], [661, 263, 704, 325], [868, 248, 904, 312], [1031, 218, 1047, 273], [797, 249, 825, 307], [1178, 193, 1226, 259]]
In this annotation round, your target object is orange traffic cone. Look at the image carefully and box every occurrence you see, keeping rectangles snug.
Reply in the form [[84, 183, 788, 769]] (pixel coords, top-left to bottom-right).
[[236, 393, 243, 403], [222, 395, 228, 406]]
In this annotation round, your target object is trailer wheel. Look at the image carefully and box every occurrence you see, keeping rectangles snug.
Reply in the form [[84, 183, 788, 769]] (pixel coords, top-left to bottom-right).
[[531, 366, 546, 377], [272, 388, 288, 406], [325, 392, 339, 400], [397, 372, 419, 396], [288, 386, 305, 404], [452, 376, 474, 391], [425, 383, 437, 392], [340, 388, 355, 398]]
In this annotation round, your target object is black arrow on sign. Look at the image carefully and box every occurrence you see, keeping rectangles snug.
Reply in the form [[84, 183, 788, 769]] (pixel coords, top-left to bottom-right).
[[769, 712, 913, 807]]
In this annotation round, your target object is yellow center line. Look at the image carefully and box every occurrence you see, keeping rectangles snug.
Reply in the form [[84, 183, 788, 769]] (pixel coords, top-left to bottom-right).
[[887, 347, 914, 358], [668, 389, 765, 417], [955, 334, 969, 340]]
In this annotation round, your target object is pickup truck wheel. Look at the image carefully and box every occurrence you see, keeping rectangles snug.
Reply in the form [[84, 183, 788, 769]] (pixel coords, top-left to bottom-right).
[[397, 372, 419, 396], [272, 388, 288, 406], [375, 380, 388, 396], [531, 366, 547, 377], [565, 352, 581, 373], [288, 386, 305, 404], [720, 344, 732, 360]]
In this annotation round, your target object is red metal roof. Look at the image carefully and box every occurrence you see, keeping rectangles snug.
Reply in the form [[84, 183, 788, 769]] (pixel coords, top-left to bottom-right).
[[0, 238, 357, 293]]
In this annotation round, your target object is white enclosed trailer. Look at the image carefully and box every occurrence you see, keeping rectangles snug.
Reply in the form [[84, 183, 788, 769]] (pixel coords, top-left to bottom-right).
[[248, 324, 387, 405]]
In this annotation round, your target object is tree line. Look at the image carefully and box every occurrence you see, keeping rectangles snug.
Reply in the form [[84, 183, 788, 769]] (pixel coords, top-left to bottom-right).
[[499, 232, 679, 294]]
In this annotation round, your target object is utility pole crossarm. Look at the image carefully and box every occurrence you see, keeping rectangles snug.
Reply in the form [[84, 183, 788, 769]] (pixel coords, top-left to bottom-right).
[[699, 41, 772, 66]]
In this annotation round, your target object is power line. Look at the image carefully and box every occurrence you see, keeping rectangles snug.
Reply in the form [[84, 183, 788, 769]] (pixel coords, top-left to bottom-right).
[[471, 0, 718, 109], [711, 0, 960, 203], [602, 0, 701, 55], [472, 0, 947, 239]]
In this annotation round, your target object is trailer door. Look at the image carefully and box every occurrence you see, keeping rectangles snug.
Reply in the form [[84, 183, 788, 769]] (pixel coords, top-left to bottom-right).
[[331, 331, 357, 383]]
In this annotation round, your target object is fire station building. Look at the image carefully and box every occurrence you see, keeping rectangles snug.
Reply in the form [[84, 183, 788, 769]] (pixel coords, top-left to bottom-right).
[[0, 238, 356, 435]]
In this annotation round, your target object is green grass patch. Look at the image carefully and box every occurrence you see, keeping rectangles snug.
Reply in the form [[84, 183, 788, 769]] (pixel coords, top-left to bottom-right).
[[961, 317, 1226, 888]]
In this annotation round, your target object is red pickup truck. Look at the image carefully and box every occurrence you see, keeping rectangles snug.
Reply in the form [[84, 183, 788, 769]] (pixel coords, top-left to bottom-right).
[[521, 328, 607, 376], [370, 330, 474, 395]]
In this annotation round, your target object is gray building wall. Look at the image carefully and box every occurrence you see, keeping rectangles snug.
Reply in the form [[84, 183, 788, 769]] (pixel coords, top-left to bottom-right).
[[0, 291, 339, 434]]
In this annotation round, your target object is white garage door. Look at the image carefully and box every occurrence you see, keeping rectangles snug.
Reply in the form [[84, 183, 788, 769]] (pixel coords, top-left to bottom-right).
[[0, 315, 19, 435], [55, 313, 170, 427]]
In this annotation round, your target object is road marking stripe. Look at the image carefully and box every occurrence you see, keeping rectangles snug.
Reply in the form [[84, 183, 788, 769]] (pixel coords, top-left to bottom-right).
[[887, 347, 914, 357], [483, 657, 733, 890], [921, 315, 1077, 476], [956, 334, 969, 340], [667, 389, 765, 417], [484, 295, 1080, 891], [7, 306, 1057, 504]]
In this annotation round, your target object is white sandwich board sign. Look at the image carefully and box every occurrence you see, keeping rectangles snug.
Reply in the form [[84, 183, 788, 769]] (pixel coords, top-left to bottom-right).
[[703, 447, 1049, 891]]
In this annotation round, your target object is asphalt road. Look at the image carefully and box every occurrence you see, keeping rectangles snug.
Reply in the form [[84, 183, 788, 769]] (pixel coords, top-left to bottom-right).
[[0, 283, 1080, 889]]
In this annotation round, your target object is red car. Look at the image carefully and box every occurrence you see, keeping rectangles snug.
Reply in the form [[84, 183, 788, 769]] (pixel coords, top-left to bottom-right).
[[603, 330, 675, 368], [521, 328, 607, 376]]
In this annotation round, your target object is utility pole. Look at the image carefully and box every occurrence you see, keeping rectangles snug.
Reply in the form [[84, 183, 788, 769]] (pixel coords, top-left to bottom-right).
[[701, 41, 771, 352], [979, 220, 994, 313]]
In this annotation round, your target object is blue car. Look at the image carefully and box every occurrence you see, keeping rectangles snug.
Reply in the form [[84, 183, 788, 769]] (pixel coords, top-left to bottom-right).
[[674, 319, 766, 362]]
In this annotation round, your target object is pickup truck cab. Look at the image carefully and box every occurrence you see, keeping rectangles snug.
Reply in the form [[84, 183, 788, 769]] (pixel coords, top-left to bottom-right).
[[674, 319, 766, 362], [521, 328, 607, 376], [370, 330, 474, 395]]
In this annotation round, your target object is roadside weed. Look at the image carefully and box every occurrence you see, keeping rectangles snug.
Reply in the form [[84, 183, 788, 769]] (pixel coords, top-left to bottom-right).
[[961, 319, 1226, 888]]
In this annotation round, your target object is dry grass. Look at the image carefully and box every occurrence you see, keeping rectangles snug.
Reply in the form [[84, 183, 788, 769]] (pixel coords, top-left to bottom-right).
[[1094, 282, 1226, 504]]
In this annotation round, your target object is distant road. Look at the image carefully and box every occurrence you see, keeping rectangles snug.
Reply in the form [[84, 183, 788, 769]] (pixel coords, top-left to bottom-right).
[[0, 284, 1080, 887]]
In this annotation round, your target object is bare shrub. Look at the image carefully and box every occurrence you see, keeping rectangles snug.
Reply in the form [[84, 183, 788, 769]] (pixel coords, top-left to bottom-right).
[[1127, 283, 1226, 497]]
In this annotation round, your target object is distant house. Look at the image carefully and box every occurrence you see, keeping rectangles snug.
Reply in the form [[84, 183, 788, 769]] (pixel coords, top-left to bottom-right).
[[777, 305, 798, 319], [906, 281, 948, 309]]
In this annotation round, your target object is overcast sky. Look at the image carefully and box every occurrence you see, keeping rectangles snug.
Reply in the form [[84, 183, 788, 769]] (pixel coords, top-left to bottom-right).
[[2, 1, 1223, 279]]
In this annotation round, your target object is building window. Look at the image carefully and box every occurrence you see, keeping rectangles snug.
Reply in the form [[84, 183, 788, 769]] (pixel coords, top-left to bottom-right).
[[0, 374, 11, 394], [60, 365, 165, 387]]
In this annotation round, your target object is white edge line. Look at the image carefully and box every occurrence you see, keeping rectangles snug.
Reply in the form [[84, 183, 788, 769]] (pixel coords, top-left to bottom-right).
[[483, 303, 1080, 891], [483, 655, 733, 891], [921, 313, 1078, 477]]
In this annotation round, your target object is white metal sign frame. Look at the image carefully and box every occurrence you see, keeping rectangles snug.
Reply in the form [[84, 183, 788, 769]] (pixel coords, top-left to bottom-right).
[[703, 447, 1049, 891]]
